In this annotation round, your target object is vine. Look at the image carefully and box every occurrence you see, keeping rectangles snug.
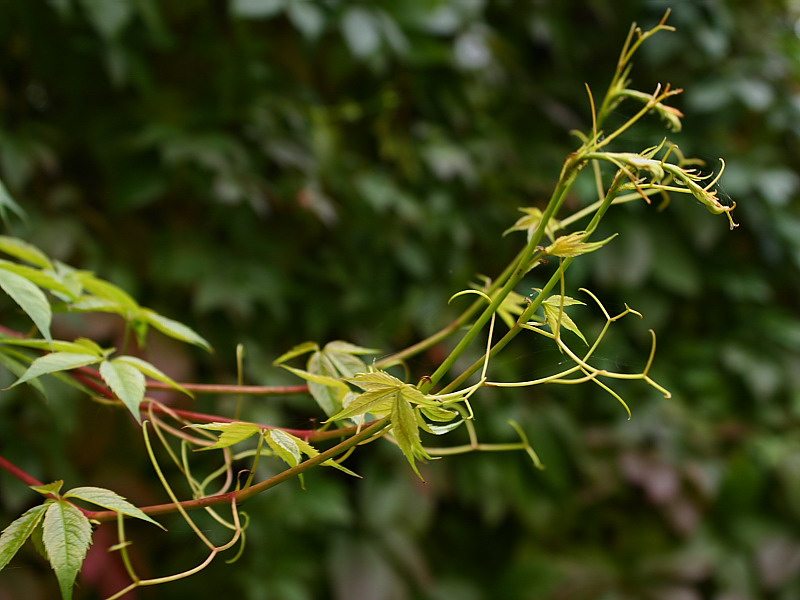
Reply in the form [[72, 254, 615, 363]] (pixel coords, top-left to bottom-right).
[[0, 12, 735, 598]]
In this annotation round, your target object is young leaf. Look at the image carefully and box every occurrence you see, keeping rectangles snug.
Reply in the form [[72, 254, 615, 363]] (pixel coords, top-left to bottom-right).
[[42, 500, 92, 600], [544, 231, 618, 258], [272, 341, 319, 366], [63, 487, 163, 529], [280, 364, 350, 416], [0, 236, 53, 269], [0, 268, 53, 342], [138, 309, 211, 352], [114, 355, 192, 397], [8, 352, 101, 389], [326, 387, 396, 422], [30, 480, 64, 496], [541, 295, 587, 344], [192, 422, 260, 450], [264, 430, 302, 467], [323, 340, 381, 356], [99, 359, 146, 422], [0, 504, 48, 571], [391, 395, 430, 479]]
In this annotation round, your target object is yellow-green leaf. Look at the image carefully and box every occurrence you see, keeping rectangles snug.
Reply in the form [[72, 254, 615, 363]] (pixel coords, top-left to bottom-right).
[[193, 422, 260, 450], [99, 359, 146, 422], [0, 504, 48, 572], [42, 500, 92, 600], [0, 236, 52, 269], [9, 352, 101, 389], [63, 487, 163, 529]]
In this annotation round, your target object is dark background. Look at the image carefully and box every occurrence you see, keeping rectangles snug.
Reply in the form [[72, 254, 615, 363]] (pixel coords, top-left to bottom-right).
[[1, 1, 799, 598]]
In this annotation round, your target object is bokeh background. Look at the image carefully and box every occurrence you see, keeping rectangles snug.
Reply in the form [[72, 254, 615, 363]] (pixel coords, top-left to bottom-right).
[[1, 0, 800, 598]]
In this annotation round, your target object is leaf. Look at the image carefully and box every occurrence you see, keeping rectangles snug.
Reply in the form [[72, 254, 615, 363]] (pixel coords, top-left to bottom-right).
[[345, 370, 403, 390], [99, 359, 146, 422], [0, 236, 53, 269], [391, 395, 430, 479], [0, 337, 100, 354], [76, 272, 139, 313], [272, 341, 319, 366], [324, 341, 381, 356], [327, 387, 397, 422], [264, 430, 302, 467], [0, 268, 53, 342], [0, 262, 77, 300], [282, 363, 349, 416], [545, 231, 618, 258], [30, 480, 64, 496], [114, 355, 192, 397], [541, 295, 587, 344], [42, 499, 92, 600], [263, 429, 360, 478], [63, 487, 163, 529], [139, 309, 211, 352], [0, 180, 25, 224], [192, 422, 260, 450], [0, 504, 48, 571], [8, 352, 101, 388], [0, 349, 47, 398], [306, 351, 343, 416]]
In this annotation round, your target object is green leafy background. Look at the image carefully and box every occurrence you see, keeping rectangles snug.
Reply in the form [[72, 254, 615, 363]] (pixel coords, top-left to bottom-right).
[[1, 1, 799, 598]]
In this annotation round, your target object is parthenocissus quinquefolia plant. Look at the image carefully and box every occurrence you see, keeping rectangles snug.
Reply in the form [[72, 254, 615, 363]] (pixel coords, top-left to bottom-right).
[[0, 11, 736, 599]]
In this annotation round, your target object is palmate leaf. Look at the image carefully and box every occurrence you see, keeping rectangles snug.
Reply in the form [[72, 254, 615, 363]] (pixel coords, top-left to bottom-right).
[[64, 487, 163, 529], [0, 268, 53, 342], [193, 422, 260, 450], [541, 294, 588, 344], [99, 359, 146, 422], [42, 499, 92, 600], [0, 504, 48, 572], [275, 340, 379, 416], [8, 352, 102, 389]]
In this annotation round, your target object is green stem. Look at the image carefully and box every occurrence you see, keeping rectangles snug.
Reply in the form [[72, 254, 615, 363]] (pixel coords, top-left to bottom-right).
[[420, 156, 584, 394], [438, 172, 625, 395]]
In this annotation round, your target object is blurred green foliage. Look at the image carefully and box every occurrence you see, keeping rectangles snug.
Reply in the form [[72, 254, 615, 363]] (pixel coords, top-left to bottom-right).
[[1, 0, 799, 598]]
